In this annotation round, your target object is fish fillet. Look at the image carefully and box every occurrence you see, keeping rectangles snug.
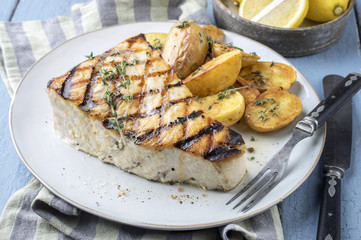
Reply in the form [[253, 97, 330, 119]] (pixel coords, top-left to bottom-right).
[[47, 34, 247, 191]]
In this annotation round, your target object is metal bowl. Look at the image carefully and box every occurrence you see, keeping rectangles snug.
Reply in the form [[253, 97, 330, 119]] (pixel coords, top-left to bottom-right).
[[213, 0, 355, 57]]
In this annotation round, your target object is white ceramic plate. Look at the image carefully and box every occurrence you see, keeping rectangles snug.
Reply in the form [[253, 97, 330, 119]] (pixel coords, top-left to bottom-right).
[[10, 22, 325, 230]]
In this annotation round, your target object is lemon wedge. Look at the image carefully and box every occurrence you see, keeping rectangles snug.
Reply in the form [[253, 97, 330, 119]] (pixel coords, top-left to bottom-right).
[[239, 0, 309, 28], [307, 0, 350, 23]]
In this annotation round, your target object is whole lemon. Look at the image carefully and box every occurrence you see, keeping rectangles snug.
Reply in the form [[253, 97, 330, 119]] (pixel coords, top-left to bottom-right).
[[306, 0, 350, 23]]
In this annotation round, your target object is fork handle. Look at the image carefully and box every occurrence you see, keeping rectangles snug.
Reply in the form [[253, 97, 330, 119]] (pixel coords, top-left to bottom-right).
[[307, 73, 361, 129], [317, 174, 341, 240]]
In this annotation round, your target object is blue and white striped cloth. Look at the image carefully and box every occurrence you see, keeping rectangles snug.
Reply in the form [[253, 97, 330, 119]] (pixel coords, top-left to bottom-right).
[[0, 0, 284, 239]]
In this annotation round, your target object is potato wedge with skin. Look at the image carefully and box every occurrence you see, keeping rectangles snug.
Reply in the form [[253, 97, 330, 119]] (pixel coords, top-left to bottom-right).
[[240, 62, 297, 92], [199, 91, 245, 126], [162, 21, 208, 78], [144, 32, 168, 52], [212, 43, 260, 67], [244, 87, 302, 132], [184, 50, 242, 97], [235, 76, 260, 105], [203, 25, 225, 43]]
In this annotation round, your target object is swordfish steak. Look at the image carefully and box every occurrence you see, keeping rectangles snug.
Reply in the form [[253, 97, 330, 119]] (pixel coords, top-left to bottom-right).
[[47, 34, 246, 191]]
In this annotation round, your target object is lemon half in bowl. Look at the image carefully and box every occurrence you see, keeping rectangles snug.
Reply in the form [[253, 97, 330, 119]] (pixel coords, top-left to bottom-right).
[[239, 0, 309, 28]]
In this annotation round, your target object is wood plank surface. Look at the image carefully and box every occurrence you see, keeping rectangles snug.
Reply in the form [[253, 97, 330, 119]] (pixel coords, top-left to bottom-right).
[[0, 0, 18, 21]]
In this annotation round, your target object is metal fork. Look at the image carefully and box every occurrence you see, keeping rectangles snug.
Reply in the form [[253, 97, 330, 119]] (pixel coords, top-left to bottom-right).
[[226, 73, 361, 212], [226, 117, 316, 212]]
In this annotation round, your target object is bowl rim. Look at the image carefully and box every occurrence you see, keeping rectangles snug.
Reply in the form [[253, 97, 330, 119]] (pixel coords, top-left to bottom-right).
[[213, 0, 355, 31]]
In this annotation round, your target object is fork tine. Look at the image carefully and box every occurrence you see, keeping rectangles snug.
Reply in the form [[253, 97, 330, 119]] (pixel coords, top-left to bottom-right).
[[232, 171, 276, 209], [241, 176, 280, 212], [226, 166, 270, 205]]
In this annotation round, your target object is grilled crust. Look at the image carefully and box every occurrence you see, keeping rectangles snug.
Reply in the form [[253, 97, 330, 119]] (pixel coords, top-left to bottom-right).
[[47, 34, 245, 163]]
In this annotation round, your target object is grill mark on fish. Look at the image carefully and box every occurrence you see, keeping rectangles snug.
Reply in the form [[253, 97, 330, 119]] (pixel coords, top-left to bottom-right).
[[203, 147, 241, 162], [174, 122, 224, 151], [167, 80, 182, 89], [181, 97, 192, 141], [80, 53, 110, 111], [156, 70, 173, 147], [102, 96, 193, 128], [58, 64, 80, 99], [205, 117, 215, 155], [228, 129, 245, 145], [131, 59, 148, 136], [123, 110, 204, 144]]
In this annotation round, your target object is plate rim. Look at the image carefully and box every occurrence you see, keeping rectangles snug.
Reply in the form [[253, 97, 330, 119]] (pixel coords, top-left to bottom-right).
[[9, 21, 326, 230]]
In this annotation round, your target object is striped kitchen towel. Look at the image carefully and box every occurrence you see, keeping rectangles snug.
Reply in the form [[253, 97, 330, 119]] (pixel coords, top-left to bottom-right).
[[0, 0, 284, 239]]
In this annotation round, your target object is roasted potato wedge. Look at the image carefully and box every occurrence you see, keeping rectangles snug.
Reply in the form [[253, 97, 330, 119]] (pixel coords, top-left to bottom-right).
[[236, 76, 260, 105], [244, 87, 302, 132], [162, 21, 208, 78], [199, 91, 245, 126], [203, 25, 225, 43], [144, 32, 168, 52], [212, 43, 260, 67], [184, 50, 242, 97], [240, 62, 297, 92], [241, 52, 261, 68]]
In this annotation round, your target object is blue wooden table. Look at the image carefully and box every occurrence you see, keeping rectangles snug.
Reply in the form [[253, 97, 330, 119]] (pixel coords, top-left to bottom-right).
[[1, 1, 360, 239]]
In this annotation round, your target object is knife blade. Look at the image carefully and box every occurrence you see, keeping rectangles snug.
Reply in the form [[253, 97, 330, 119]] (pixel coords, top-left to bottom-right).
[[316, 75, 353, 240]]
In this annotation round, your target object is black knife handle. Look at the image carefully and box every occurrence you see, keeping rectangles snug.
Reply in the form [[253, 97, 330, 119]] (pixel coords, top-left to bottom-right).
[[317, 174, 341, 240], [307, 73, 361, 130]]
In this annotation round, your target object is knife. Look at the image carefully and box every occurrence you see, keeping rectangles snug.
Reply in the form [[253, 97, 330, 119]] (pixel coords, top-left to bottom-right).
[[316, 75, 353, 240]]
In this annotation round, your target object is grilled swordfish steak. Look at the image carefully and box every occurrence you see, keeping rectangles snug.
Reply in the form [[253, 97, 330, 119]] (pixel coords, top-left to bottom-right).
[[47, 34, 247, 191]]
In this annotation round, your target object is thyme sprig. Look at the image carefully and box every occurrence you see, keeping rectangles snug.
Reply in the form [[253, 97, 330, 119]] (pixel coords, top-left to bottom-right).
[[191, 66, 205, 76], [151, 38, 162, 50], [85, 51, 94, 60], [176, 21, 190, 28], [217, 86, 246, 101], [225, 42, 243, 51], [256, 98, 279, 122], [99, 58, 137, 132]]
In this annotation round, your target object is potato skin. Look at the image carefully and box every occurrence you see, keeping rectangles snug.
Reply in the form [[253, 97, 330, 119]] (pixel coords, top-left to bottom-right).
[[203, 25, 225, 43], [162, 21, 208, 78], [240, 62, 297, 92], [184, 50, 242, 97], [244, 87, 302, 132], [199, 91, 245, 126]]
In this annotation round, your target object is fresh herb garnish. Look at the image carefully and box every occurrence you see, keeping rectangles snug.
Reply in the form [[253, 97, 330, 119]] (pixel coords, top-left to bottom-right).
[[111, 52, 120, 57], [179, 73, 186, 80], [256, 99, 279, 122], [248, 156, 255, 161], [250, 52, 258, 56], [85, 51, 94, 60], [217, 86, 245, 101], [199, 32, 204, 43], [250, 136, 255, 142], [122, 78, 131, 88], [225, 42, 243, 51], [146, 51, 151, 57], [191, 66, 205, 76], [122, 95, 133, 102], [255, 98, 276, 106], [195, 96, 200, 101], [176, 21, 190, 28], [152, 38, 162, 50]]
